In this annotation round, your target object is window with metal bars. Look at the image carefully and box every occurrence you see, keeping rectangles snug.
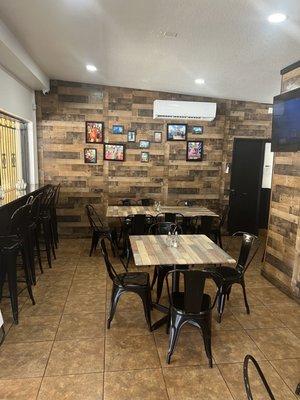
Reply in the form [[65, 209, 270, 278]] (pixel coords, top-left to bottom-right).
[[0, 115, 28, 191]]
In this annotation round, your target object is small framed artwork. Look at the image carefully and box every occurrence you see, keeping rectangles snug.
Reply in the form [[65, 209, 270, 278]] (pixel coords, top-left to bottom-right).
[[104, 143, 125, 161], [154, 131, 162, 143], [192, 126, 203, 135], [186, 141, 203, 162], [167, 124, 187, 141], [127, 130, 136, 142], [85, 121, 104, 143], [84, 148, 97, 164], [112, 125, 124, 134], [141, 151, 149, 163], [139, 140, 150, 149]]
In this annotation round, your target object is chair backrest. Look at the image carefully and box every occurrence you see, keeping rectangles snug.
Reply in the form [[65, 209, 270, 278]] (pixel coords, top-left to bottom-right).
[[54, 183, 61, 206], [10, 204, 32, 236], [128, 214, 154, 235], [119, 198, 136, 206], [243, 355, 275, 400], [156, 212, 184, 224], [40, 185, 55, 212], [140, 198, 154, 206], [99, 237, 123, 284], [28, 192, 43, 221], [233, 232, 259, 275], [148, 222, 182, 235], [86, 204, 104, 231], [166, 269, 210, 314], [219, 205, 229, 228], [199, 216, 213, 233]]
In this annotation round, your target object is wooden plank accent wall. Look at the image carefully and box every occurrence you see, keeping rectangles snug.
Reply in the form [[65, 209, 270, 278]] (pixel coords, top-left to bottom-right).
[[36, 80, 271, 236], [263, 65, 300, 300]]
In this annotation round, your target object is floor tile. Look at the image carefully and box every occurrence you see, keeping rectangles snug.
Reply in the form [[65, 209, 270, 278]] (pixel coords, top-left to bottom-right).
[[252, 287, 296, 307], [38, 373, 103, 400], [226, 286, 263, 308], [45, 338, 104, 376], [0, 341, 52, 379], [155, 331, 213, 368], [247, 328, 300, 360], [212, 330, 265, 364], [104, 369, 168, 400], [56, 312, 105, 340], [105, 335, 160, 371], [212, 309, 243, 332], [163, 365, 233, 400], [64, 293, 106, 314], [219, 361, 296, 400], [5, 315, 60, 343], [0, 377, 41, 400], [230, 305, 285, 329], [21, 298, 66, 317], [106, 308, 152, 337], [270, 358, 300, 393]]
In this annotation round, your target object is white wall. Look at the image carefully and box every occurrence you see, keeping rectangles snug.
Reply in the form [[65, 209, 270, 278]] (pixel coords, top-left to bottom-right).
[[0, 66, 38, 184]]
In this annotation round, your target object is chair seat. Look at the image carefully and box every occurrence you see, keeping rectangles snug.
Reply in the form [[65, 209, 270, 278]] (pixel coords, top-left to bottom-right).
[[172, 292, 211, 313], [0, 236, 21, 253], [115, 272, 149, 287], [214, 266, 241, 282]]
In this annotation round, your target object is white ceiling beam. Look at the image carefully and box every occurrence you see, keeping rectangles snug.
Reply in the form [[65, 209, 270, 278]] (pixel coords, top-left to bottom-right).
[[0, 18, 49, 91]]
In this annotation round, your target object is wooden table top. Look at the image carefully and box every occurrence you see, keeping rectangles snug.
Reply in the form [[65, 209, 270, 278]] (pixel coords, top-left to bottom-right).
[[129, 234, 236, 266], [106, 205, 218, 218]]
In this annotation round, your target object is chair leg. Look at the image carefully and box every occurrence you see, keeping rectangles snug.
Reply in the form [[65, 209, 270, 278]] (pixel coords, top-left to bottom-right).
[[42, 219, 53, 268], [35, 229, 43, 274], [21, 248, 36, 306], [217, 287, 226, 323], [6, 252, 19, 324], [89, 231, 98, 257], [156, 267, 169, 303], [166, 313, 184, 364], [241, 281, 250, 314], [150, 266, 158, 290], [218, 230, 223, 249], [107, 286, 123, 329], [201, 322, 213, 368], [138, 288, 152, 331], [227, 285, 232, 301]]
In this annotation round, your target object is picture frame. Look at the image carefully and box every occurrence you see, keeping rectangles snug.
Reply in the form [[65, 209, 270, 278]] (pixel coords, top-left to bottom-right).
[[103, 143, 125, 161], [127, 130, 136, 142], [167, 123, 187, 141], [85, 121, 104, 143], [192, 126, 203, 135], [141, 151, 149, 163], [84, 148, 97, 164], [112, 125, 124, 134], [154, 131, 162, 143], [186, 141, 203, 161], [139, 140, 150, 149]]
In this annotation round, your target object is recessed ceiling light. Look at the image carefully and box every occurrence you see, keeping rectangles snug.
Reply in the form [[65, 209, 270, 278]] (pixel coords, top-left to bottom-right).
[[267, 13, 287, 23], [158, 30, 178, 38], [86, 64, 97, 72], [195, 78, 205, 85]]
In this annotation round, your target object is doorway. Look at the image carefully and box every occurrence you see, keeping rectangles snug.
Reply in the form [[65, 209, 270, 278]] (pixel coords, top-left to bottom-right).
[[228, 138, 273, 235]]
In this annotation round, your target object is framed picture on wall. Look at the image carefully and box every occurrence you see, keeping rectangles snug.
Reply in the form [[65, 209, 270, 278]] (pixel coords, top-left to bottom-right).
[[127, 130, 136, 142], [154, 132, 162, 143], [84, 148, 97, 164], [167, 124, 187, 141], [104, 143, 125, 161], [186, 141, 203, 161], [141, 151, 149, 163], [85, 121, 104, 143], [112, 125, 124, 134], [139, 140, 150, 149], [192, 126, 203, 135]]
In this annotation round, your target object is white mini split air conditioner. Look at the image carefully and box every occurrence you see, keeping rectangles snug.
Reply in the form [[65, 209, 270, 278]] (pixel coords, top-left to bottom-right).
[[153, 100, 217, 121]]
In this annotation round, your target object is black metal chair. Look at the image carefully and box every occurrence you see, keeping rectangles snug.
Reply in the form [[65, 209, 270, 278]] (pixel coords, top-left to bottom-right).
[[165, 269, 217, 367], [156, 212, 184, 224], [206, 232, 259, 323], [118, 198, 137, 206], [148, 222, 182, 303], [86, 204, 112, 257], [177, 200, 197, 206], [243, 355, 275, 399], [51, 183, 60, 248], [100, 236, 152, 331], [27, 193, 43, 274], [202, 205, 229, 249], [139, 198, 154, 206]]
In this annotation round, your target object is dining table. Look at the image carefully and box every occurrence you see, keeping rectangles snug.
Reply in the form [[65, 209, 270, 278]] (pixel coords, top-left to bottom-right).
[[129, 234, 236, 330], [106, 205, 219, 218]]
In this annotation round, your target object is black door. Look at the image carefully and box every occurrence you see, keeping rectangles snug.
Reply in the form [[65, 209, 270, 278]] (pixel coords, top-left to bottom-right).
[[228, 139, 266, 235]]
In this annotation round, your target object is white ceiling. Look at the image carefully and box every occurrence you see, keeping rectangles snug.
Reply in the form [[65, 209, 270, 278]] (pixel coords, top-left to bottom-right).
[[0, 0, 299, 103]]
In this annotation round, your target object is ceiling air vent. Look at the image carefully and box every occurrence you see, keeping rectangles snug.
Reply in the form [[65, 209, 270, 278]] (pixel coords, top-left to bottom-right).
[[153, 100, 217, 121]]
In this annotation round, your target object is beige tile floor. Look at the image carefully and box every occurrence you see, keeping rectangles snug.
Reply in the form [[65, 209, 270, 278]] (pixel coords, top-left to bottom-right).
[[0, 237, 299, 400]]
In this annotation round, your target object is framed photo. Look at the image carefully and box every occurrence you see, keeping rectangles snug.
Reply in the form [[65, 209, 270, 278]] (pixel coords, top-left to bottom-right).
[[84, 148, 97, 164], [85, 121, 104, 143], [104, 143, 125, 161], [167, 124, 187, 141], [141, 151, 149, 163], [154, 131, 162, 143], [192, 126, 203, 135], [127, 130, 136, 142], [112, 125, 124, 134], [139, 140, 150, 149], [186, 141, 203, 162]]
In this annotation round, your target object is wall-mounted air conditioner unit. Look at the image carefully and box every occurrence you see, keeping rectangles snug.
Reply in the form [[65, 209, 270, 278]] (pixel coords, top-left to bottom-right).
[[153, 100, 217, 121]]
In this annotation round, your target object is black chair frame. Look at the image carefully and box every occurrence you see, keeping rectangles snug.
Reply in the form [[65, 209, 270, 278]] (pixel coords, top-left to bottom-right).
[[243, 355, 275, 400]]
